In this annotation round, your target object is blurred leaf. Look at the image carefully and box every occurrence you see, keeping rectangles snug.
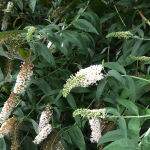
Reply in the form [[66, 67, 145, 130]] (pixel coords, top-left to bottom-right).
[[30, 119, 39, 134], [16, 0, 23, 10], [117, 98, 139, 115], [108, 70, 124, 83], [96, 79, 106, 100], [69, 125, 86, 150], [105, 62, 126, 75], [66, 94, 77, 110], [140, 128, 150, 149], [0, 138, 6, 150], [28, 0, 36, 12], [98, 129, 124, 146], [72, 19, 99, 34], [0, 68, 3, 81], [103, 138, 138, 150], [128, 118, 140, 139], [118, 117, 127, 138], [33, 42, 55, 66]]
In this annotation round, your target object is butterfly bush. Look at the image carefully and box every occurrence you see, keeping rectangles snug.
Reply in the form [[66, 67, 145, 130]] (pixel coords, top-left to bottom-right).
[[13, 61, 33, 94], [73, 108, 106, 143], [0, 61, 33, 122], [62, 64, 104, 97], [0, 93, 18, 123], [89, 118, 102, 143], [106, 31, 132, 39], [33, 124, 52, 144], [34, 106, 53, 144], [0, 116, 17, 138], [38, 106, 53, 133]]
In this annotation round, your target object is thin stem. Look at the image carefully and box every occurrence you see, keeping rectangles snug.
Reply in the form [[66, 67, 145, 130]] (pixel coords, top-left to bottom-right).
[[122, 75, 150, 83], [107, 115, 150, 119], [114, 4, 126, 27]]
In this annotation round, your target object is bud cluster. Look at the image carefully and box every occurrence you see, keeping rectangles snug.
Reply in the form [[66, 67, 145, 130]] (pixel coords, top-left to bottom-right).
[[130, 55, 150, 62], [27, 26, 36, 42], [106, 31, 132, 39], [73, 108, 106, 119]]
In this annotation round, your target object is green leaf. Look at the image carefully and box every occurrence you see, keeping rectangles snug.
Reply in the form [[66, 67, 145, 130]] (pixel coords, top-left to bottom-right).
[[141, 128, 150, 150], [66, 94, 77, 110], [69, 125, 86, 150], [16, 0, 23, 10], [128, 118, 140, 139], [98, 129, 124, 146], [33, 42, 55, 66], [72, 19, 99, 34], [104, 62, 126, 74], [0, 138, 6, 150], [32, 78, 52, 94], [28, 0, 36, 12], [103, 138, 138, 150], [62, 30, 88, 54], [118, 117, 127, 138], [0, 68, 3, 81], [82, 11, 101, 33], [117, 98, 139, 115], [125, 76, 136, 102], [30, 119, 39, 134], [100, 12, 116, 23], [96, 79, 106, 100], [108, 70, 124, 83]]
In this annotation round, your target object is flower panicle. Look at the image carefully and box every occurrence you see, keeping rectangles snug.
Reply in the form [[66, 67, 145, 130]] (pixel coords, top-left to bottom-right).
[[27, 26, 36, 42], [73, 108, 106, 119], [130, 55, 150, 62], [0, 116, 17, 138], [106, 31, 132, 39], [0, 93, 19, 123], [13, 61, 33, 95], [89, 118, 101, 143], [62, 64, 104, 97], [38, 106, 53, 133], [62, 74, 85, 98], [33, 124, 52, 144]]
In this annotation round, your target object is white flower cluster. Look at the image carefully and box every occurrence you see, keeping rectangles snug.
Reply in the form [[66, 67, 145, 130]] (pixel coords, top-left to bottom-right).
[[0, 93, 18, 123], [34, 106, 53, 144], [1, 1, 13, 31], [62, 64, 104, 97], [0, 116, 17, 138], [76, 65, 104, 87], [89, 118, 102, 143], [38, 106, 53, 133], [33, 124, 52, 144], [13, 61, 33, 94], [5, 1, 13, 12]]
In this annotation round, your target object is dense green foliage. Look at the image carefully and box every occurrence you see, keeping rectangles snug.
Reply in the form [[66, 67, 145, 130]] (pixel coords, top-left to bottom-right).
[[0, 0, 150, 149]]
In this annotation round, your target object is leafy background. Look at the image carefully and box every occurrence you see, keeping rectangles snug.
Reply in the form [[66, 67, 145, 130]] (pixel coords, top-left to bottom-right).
[[0, 0, 150, 149]]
